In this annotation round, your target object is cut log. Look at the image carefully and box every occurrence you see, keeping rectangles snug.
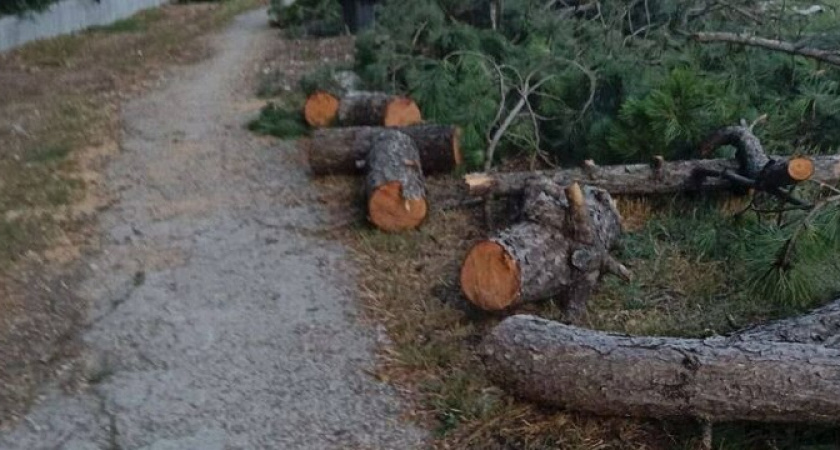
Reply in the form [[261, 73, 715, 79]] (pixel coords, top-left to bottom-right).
[[460, 179, 625, 315], [464, 154, 840, 197], [304, 90, 423, 128], [365, 130, 428, 232], [483, 314, 840, 424], [308, 125, 462, 176], [339, 91, 422, 127], [304, 91, 341, 128]]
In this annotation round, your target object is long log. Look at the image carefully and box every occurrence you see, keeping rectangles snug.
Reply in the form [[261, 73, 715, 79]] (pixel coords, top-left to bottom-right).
[[308, 125, 462, 176], [365, 130, 428, 232], [464, 154, 840, 197], [303, 91, 423, 128], [460, 179, 628, 315], [482, 314, 840, 424]]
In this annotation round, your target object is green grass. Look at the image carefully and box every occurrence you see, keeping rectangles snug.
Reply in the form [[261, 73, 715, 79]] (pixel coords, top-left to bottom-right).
[[87, 9, 165, 33], [247, 102, 309, 138]]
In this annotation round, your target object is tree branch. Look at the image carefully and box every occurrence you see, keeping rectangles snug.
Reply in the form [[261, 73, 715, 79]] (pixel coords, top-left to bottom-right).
[[693, 31, 840, 66]]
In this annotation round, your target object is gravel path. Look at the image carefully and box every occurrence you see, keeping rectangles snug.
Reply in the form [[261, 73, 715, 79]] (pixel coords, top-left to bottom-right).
[[0, 9, 425, 449]]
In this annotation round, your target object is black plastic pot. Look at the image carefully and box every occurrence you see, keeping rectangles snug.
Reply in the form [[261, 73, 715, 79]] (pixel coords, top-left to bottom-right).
[[340, 0, 377, 33]]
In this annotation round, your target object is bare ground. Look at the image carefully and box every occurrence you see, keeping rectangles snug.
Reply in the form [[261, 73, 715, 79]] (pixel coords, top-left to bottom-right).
[[0, 8, 425, 449]]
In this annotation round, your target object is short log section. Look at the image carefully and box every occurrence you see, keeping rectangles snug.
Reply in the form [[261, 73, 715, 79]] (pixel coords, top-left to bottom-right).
[[365, 130, 428, 232], [338, 91, 422, 127], [460, 179, 627, 316]]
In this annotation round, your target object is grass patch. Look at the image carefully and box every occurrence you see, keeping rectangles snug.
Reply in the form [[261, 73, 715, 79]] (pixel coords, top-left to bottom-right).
[[248, 102, 309, 138], [87, 8, 165, 33]]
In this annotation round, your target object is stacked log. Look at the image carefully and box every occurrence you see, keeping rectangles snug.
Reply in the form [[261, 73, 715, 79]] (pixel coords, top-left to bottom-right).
[[365, 130, 428, 232], [460, 178, 629, 317], [303, 91, 423, 128], [308, 125, 462, 176]]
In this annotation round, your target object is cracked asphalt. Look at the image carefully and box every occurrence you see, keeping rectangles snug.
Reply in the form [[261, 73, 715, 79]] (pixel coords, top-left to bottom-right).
[[0, 8, 425, 449]]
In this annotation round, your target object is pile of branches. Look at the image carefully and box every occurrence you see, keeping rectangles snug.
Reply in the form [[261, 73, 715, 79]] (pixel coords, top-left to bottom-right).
[[349, 0, 840, 168]]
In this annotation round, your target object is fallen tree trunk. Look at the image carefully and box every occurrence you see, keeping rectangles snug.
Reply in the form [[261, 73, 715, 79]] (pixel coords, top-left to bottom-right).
[[308, 125, 462, 176], [483, 314, 840, 424], [464, 154, 839, 197], [365, 130, 428, 232], [460, 179, 628, 316], [304, 91, 423, 128]]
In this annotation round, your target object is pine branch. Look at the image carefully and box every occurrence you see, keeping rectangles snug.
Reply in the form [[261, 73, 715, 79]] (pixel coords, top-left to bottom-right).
[[692, 32, 840, 67]]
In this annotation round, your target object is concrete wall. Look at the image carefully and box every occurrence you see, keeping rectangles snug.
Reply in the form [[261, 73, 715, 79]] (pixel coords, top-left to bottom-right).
[[0, 0, 170, 52]]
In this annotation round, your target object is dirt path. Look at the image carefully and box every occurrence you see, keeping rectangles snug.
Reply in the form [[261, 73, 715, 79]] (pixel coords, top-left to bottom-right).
[[0, 9, 425, 450]]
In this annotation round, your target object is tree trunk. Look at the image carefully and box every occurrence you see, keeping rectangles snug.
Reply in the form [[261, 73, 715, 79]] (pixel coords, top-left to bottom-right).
[[482, 315, 840, 424], [304, 90, 422, 128], [338, 91, 422, 127], [464, 154, 839, 197], [365, 130, 427, 232], [308, 125, 462, 176], [460, 179, 627, 316]]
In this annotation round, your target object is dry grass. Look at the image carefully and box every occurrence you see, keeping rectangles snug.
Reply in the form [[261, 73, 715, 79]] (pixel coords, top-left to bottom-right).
[[0, 0, 263, 427]]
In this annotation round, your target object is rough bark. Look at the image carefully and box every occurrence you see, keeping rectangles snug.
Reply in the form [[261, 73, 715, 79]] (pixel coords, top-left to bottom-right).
[[726, 298, 840, 348], [308, 125, 461, 176], [693, 32, 840, 67], [365, 130, 427, 232], [464, 154, 840, 197], [337, 91, 422, 127], [483, 315, 840, 424], [699, 126, 814, 189], [460, 179, 626, 316]]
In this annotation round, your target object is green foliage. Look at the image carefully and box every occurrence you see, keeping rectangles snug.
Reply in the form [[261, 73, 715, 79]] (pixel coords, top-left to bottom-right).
[[614, 196, 840, 314], [247, 103, 308, 138], [268, 0, 343, 37], [0, 0, 60, 16], [347, 0, 840, 169]]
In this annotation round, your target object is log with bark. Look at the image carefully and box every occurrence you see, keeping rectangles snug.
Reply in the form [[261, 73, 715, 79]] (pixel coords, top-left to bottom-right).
[[465, 154, 837, 197], [482, 314, 840, 424], [460, 178, 629, 316], [308, 125, 462, 176], [304, 90, 423, 128], [467, 124, 834, 199], [365, 130, 428, 232]]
